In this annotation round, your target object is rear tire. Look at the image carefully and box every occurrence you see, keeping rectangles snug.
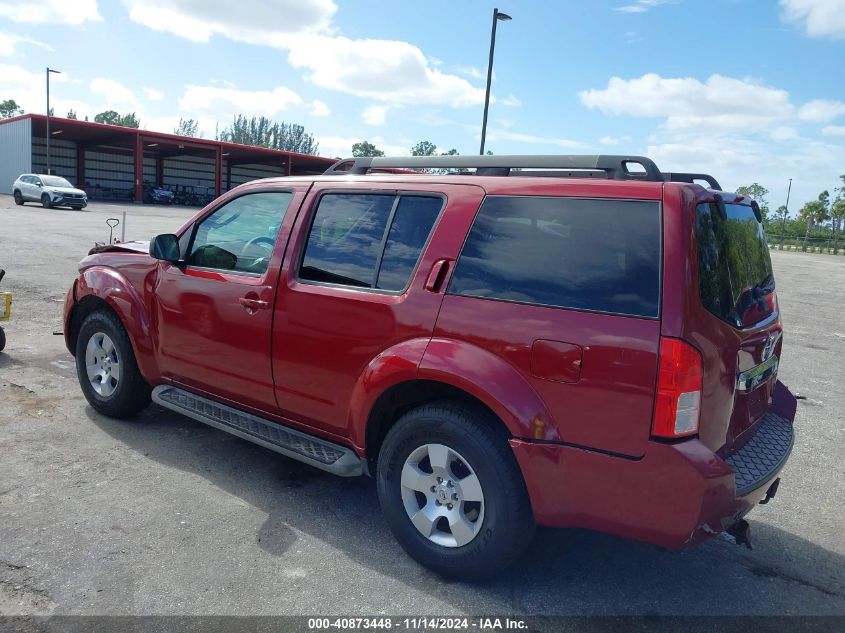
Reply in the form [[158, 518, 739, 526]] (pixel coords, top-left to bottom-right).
[[377, 401, 535, 580], [41, 194, 52, 209], [75, 310, 151, 418], [13, 190, 23, 205], [0, 327, 5, 352]]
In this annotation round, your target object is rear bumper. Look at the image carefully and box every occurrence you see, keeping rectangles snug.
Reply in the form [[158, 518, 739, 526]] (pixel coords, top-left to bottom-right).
[[511, 406, 795, 549]]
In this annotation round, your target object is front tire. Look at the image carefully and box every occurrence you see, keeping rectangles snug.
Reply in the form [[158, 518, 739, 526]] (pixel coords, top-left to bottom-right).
[[13, 190, 23, 205], [41, 194, 53, 209], [75, 310, 151, 418], [377, 401, 535, 580], [0, 326, 5, 352]]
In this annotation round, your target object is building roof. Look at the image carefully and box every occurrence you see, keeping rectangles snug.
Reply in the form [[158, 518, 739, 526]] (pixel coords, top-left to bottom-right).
[[1, 113, 334, 173]]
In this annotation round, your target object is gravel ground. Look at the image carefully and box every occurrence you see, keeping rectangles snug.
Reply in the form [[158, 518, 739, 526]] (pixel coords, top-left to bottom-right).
[[0, 194, 843, 616]]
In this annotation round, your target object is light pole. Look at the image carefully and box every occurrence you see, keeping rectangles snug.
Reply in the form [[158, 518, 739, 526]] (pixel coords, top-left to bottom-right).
[[479, 8, 511, 155], [782, 177, 792, 247], [46, 67, 61, 175]]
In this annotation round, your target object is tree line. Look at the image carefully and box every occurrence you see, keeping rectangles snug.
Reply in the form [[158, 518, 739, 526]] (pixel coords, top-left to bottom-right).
[[736, 177, 845, 249]]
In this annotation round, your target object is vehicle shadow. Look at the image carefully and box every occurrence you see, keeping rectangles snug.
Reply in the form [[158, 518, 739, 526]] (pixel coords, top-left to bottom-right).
[[87, 405, 845, 615]]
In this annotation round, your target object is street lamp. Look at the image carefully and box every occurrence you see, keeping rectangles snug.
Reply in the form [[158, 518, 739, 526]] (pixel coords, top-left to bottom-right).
[[782, 177, 792, 247], [479, 8, 511, 155], [46, 67, 61, 175]]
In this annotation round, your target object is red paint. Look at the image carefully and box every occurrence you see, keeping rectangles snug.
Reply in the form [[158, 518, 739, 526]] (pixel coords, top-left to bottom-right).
[[63, 173, 795, 550]]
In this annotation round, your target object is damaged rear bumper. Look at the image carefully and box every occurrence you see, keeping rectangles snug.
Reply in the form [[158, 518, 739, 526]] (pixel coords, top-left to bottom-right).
[[511, 383, 796, 549]]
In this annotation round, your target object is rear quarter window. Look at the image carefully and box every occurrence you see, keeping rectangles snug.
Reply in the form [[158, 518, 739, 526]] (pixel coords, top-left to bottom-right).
[[448, 196, 662, 317], [695, 202, 775, 327]]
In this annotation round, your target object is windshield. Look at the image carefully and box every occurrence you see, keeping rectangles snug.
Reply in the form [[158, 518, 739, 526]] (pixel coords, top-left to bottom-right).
[[695, 202, 775, 328], [41, 176, 74, 188]]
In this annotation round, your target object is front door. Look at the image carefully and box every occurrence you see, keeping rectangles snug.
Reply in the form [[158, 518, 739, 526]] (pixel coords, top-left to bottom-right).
[[153, 188, 301, 413]]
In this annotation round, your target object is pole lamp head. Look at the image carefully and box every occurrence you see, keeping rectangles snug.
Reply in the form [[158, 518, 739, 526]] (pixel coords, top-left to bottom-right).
[[496, 11, 512, 21]]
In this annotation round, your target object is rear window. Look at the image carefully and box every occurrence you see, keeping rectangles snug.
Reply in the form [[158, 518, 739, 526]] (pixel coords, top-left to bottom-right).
[[695, 202, 775, 328], [448, 196, 662, 317]]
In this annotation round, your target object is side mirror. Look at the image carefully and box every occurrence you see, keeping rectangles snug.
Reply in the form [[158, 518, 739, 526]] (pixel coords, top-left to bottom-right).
[[35, 182, 43, 188], [149, 234, 181, 262]]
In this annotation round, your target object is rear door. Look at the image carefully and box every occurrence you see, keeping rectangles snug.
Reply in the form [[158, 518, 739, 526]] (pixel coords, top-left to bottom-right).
[[430, 193, 664, 458], [272, 182, 486, 440], [688, 199, 781, 453]]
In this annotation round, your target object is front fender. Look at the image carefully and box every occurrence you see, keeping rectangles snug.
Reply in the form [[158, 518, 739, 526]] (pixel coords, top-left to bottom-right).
[[418, 338, 558, 442], [73, 266, 160, 382]]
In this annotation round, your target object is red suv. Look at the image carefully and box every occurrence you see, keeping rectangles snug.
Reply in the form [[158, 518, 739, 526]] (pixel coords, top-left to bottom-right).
[[63, 155, 796, 579]]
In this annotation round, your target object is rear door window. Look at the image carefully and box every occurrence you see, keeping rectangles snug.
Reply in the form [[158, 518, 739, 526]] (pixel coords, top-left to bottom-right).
[[299, 193, 443, 291], [695, 202, 775, 327], [448, 196, 661, 317]]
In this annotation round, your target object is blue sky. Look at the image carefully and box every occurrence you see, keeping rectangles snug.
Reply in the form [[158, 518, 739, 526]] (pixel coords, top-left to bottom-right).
[[1, 0, 844, 212]]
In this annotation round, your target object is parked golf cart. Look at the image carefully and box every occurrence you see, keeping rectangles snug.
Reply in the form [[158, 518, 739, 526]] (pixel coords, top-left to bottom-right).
[[0, 269, 10, 352]]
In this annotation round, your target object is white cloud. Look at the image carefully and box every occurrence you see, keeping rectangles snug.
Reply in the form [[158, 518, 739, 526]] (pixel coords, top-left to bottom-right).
[[798, 99, 845, 122], [614, 0, 676, 14], [647, 133, 845, 215], [123, 0, 493, 109], [287, 35, 485, 107], [90, 78, 139, 109], [362, 104, 388, 126], [307, 99, 330, 117], [179, 84, 302, 117], [498, 94, 522, 107], [0, 63, 89, 117], [580, 73, 795, 132], [0, 0, 101, 24], [599, 135, 632, 146], [122, 0, 337, 44], [143, 87, 164, 101], [780, 0, 845, 39], [0, 31, 53, 56], [822, 125, 845, 136], [314, 135, 409, 160], [484, 130, 587, 150]]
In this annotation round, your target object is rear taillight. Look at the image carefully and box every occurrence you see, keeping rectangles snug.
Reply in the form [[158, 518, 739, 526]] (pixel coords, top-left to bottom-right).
[[652, 337, 702, 438]]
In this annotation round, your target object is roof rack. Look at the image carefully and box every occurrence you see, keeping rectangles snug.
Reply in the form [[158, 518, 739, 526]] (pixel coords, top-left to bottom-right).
[[325, 154, 663, 180], [324, 154, 722, 190], [662, 171, 722, 190]]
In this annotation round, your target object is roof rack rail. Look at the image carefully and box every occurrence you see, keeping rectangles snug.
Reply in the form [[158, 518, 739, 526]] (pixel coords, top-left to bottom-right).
[[324, 154, 665, 182], [662, 172, 722, 190]]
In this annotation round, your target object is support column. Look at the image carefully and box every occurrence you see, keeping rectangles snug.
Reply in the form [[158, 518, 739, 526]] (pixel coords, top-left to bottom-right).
[[214, 147, 223, 197], [155, 153, 163, 186], [76, 144, 85, 189], [286, 158, 292, 176], [226, 161, 232, 193], [134, 134, 143, 202]]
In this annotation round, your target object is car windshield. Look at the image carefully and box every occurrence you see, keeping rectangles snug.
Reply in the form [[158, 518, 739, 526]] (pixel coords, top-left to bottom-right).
[[40, 176, 73, 188]]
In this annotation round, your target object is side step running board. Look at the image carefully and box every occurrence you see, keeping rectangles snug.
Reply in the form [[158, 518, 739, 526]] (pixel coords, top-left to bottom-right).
[[152, 386, 364, 477]]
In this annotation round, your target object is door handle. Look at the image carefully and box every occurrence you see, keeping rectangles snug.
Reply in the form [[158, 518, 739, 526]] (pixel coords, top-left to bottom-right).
[[424, 259, 452, 293], [238, 296, 270, 310]]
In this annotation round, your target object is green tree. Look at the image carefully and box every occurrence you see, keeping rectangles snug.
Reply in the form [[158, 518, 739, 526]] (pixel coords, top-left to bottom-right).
[[411, 140, 438, 156], [216, 115, 318, 154], [66, 109, 77, 120], [735, 183, 770, 224], [174, 117, 200, 137], [831, 197, 845, 253], [1, 99, 23, 119], [94, 110, 141, 128], [351, 141, 384, 157]]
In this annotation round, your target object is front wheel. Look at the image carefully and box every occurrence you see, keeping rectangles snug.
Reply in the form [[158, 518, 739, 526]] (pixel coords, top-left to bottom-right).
[[75, 310, 151, 418], [377, 401, 535, 580], [41, 194, 53, 209], [0, 326, 5, 352], [13, 190, 23, 205]]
